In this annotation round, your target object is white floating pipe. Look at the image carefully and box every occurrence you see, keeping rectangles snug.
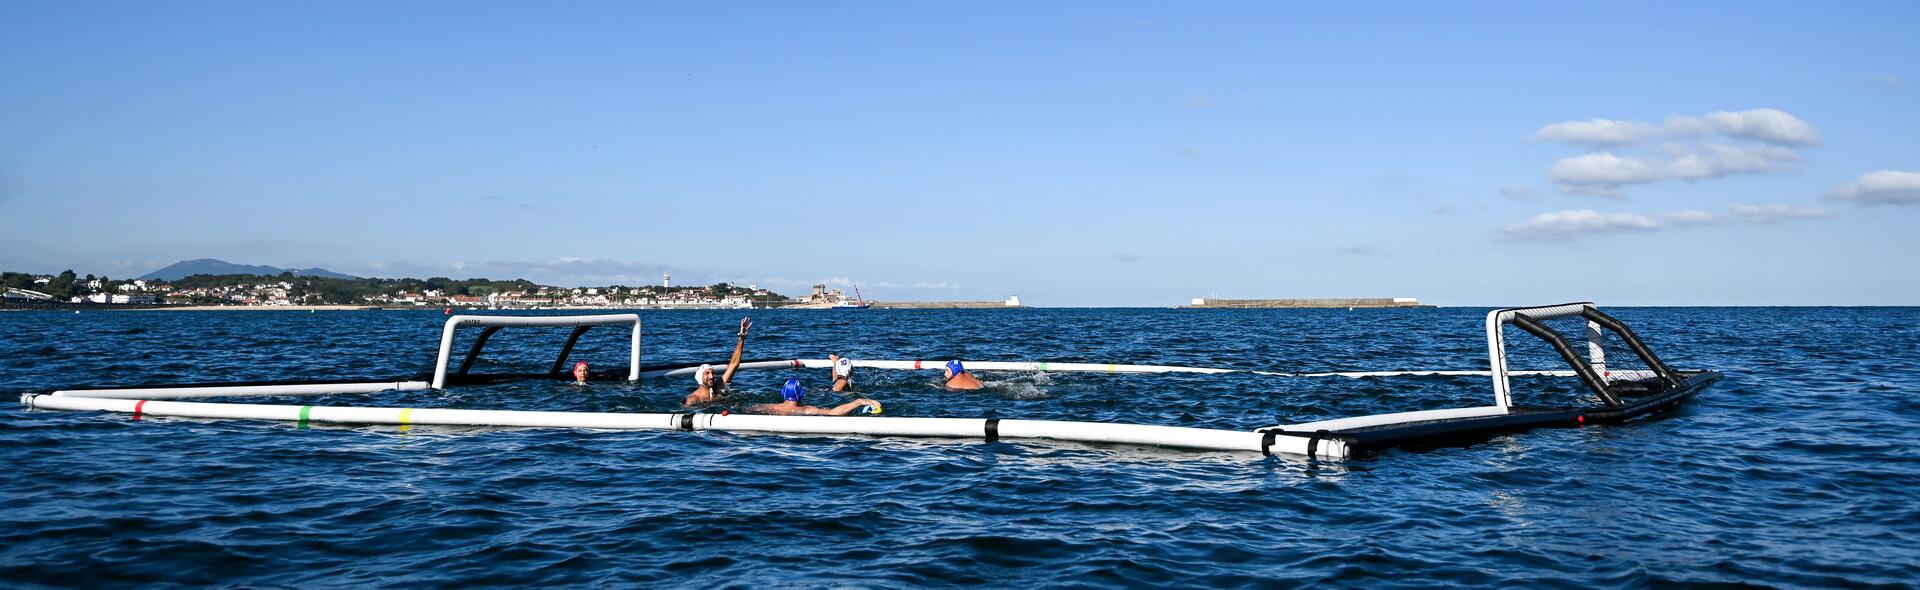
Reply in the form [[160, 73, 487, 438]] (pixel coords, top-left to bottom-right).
[[639, 360, 1235, 380], [25, 394, 683, 430], [815, 360, 1238, 374], [995, 419, 1284, 452], [19, 394, 1345, 460], [50, 381, 430, 400], [638, 360, 806, 380], [639, 359, 1598, 380], [1271, 405, 1511, 432], [698, 413, 985, 438]]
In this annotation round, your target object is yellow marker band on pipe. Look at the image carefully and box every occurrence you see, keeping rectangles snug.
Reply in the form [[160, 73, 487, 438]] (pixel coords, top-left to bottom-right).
[[1107, 364, 1116, 373], [398, 408, 414, 432]]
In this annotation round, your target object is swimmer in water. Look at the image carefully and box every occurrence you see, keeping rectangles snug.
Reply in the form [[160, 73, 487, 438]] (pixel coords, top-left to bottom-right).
[[684, 317, 751, 406], [753, 378, 881, 416], [942, 359, 983, 390], [828, 353, 854, 392], [572, 361, 590, 385]]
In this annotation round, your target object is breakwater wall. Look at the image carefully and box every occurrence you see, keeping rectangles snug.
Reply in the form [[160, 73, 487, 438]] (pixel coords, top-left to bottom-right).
[[872, 301, 1024, 309]]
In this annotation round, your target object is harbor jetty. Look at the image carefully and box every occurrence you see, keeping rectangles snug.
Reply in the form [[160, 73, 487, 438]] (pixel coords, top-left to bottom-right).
[[873, 297, 1025, 309], [1182, 297, 1428, 309]]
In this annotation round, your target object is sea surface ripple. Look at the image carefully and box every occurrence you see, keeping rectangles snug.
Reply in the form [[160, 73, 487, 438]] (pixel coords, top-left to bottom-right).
[[2, 307, 1916, 588]]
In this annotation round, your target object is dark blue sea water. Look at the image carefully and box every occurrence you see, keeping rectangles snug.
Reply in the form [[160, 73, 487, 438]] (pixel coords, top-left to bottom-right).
[[2, 307, 1916, 588]]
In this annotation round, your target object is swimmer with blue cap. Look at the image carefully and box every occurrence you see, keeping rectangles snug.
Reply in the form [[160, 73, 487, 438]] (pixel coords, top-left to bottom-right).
[[942, 359, 984, 390], [754, 377, 882, 416], [684, 317, 752, 406]]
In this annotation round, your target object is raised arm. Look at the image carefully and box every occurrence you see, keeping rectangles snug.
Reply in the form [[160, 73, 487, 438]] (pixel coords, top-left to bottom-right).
[[828, 353, 850, 392], [720, 317, 750, 385]]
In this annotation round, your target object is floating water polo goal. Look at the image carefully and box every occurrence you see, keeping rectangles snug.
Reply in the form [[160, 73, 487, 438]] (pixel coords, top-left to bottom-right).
[[17, 303, 1720, 460]]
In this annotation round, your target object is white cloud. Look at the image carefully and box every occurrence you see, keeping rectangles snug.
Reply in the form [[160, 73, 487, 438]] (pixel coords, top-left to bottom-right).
[[1824, 170, 1920, 206], [1664, 144, 1799, 180], [1499, 209, 1664, 240], [1536, 109, 1816, 148], [1700, 108, 1819, 146], [1727, 203, 1830, 223], [1535, 109, 1818, 196], [1500, 202, 1830, 241], [1663, 114, 1710, 137], [1534, 118, 1660, 147], [1548, 152, 1664, 197], [1665, 209, 1717, 226]]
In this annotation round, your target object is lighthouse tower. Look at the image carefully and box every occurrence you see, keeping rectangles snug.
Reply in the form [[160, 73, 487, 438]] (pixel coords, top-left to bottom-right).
[[663, 273, 671, 288]]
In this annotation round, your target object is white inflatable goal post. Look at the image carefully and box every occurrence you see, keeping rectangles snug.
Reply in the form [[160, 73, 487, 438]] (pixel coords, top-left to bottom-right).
[[431, 314, 642, 389]]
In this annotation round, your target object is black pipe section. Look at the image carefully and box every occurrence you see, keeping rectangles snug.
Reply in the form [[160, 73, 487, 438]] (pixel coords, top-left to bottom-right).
[[455, 326, 504, 376], [1509, 313, 1623, 407], [1581, 308, 1682, 389], [1276, 371, 1720, 457], [549, 325, 594, 376]]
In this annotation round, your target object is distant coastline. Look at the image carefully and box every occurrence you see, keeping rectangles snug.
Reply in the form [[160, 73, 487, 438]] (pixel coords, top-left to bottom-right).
[[8, 260, 1047, 311]]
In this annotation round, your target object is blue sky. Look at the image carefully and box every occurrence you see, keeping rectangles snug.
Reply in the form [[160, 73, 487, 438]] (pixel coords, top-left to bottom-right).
[[2, 2, 1915, 306]]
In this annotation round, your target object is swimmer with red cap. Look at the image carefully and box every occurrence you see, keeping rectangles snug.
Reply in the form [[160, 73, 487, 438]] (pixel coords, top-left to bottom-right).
[[942, 359, 983, 390], [753, 378, 881, 416], [684, 317, 752, 406], [572, 361, 590, 385]]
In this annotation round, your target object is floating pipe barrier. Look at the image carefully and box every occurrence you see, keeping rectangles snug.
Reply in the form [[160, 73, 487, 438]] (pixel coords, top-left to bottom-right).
[[50, 381, 431, 400], [14, 304, 1718, 460], [19, 394, 1346, 460], [640, 359, 1636, 380], [819, 360, 1236, 374]]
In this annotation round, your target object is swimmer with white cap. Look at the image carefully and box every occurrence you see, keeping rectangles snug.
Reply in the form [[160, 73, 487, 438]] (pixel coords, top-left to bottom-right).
[[828, 353, 855, 392], [683, 317, 752, 406]]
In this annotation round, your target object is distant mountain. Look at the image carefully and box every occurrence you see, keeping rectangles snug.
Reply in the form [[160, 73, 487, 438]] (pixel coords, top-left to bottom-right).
[[138, 259, 358, 281]]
